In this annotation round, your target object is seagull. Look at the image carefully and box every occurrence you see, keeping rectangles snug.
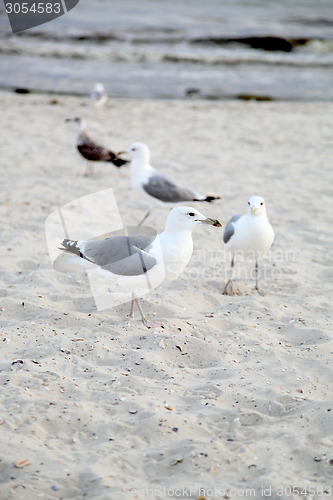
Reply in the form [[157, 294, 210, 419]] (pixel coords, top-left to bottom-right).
[[89, 82, 108, 108], [65, 117, 128, 176], [119, 142, 220, 225], [59, 206, 222, 327], [223, 196, 275, 295]]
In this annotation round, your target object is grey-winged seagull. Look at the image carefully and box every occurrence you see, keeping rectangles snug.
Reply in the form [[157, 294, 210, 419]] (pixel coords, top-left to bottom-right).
[[65, 117, 128, 176], [120, 142, 220, 225], [60, 206, 222, 327], [223, 196, 274, 295]]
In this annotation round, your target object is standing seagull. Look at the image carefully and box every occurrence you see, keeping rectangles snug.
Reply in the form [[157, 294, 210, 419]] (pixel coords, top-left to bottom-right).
[[223, 196, 275, 295], [59, 206, 222, 327], [120, 142, 220, 225], [65, 117, 128, 176], [89, 82, 108, 108]]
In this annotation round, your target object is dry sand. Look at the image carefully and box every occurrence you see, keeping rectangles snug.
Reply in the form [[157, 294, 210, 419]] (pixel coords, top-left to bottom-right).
[[0, 91, 333, 499]]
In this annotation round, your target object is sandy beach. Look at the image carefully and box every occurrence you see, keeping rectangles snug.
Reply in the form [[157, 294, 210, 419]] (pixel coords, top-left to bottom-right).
[[0, 90, 333, 499]]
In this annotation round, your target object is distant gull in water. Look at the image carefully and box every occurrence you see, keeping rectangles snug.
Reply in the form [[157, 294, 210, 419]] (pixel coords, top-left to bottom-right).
[[59, 206, 222, 327], [223, 196, 275, 295], [89, 82, 108, 108], [65, 117, 128, 176], [120, 142, 220, 225]]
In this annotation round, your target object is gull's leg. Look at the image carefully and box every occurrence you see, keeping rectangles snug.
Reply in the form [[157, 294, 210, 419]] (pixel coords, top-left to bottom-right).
[[84, 162, 90, 176], [128, 293, 160, 329], [128, 294, 148, 325], [254, 260, 264, 295], [129, 297, 135, 318], [223, 257, 240, 295], [84, 162, 94, 177], [135, 298, 151, 328], [255, 260, 259, 291], [136, 298, 162, 329], [138, 205, 153, 226], [94, 105, 102, 119]]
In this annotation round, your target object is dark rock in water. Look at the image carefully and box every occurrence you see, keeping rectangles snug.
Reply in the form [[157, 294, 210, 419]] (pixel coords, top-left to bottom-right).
[[14, 88, 30, 94], [237, 94, 273, 102], [191, 36, 308, 53], [185, 87, 201, 97], [234, 36, 307, 52]]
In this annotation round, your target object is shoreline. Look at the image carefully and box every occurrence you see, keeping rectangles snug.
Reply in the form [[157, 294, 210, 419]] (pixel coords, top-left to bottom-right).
[[1, 86, 332, 103]]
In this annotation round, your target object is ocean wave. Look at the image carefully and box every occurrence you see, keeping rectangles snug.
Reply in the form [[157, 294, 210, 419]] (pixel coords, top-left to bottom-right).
[[1, 38, 332, 68]]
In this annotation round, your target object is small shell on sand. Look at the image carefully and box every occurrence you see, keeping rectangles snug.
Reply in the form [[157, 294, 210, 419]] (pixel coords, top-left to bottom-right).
[[11, 360, 24, 371], [15, 459, 32, 468]]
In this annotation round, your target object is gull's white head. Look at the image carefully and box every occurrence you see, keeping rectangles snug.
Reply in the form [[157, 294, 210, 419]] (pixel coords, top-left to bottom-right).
[[92, 82, 105, 94], [65, 116, 82, 124], [65, 116, 85, 132], [165, 206, 222, 232], [125, 142, 150, 163], [90, 83, 107, 106], [247, 196, 267, 216]]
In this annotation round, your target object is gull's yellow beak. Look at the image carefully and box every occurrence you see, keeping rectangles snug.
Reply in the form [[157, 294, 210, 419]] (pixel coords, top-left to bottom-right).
[[200, 217, 222, 227], [117, 151, 125, 155], [251, 206, 258, 215]]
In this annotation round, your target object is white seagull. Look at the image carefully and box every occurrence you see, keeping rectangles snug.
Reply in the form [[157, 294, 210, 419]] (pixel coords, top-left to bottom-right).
[[223, 196, 275, 295], [120, 142, 220, 225], [59, 206, 222, 327], [89, 82, 108, 108]]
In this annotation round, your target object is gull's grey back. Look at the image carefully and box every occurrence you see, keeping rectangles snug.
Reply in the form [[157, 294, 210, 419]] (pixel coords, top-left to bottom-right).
[[62, 226, 158, 276], [83, 235, 154, 265], [223, 215, 242, 244], [143, 174, 198, 202]]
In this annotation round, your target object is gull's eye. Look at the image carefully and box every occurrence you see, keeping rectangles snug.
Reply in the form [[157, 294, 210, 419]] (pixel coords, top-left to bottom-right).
[[248, 201, 250, 205], [131, 147, 136, 151], [260, 202, 264, 206], [188, 212, 195, 217]]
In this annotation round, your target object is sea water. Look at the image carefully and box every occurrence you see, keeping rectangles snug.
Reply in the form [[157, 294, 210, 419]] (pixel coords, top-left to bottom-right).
[[0, 0, 333, 100]]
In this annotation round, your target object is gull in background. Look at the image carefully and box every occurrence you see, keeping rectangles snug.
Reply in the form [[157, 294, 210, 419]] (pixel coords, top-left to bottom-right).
[[223, 196, 275, 295], [59, 206, 222, 327], [65, 117, 128, 176], [89, 82, 108, 108], [120, 142, 220, 225]]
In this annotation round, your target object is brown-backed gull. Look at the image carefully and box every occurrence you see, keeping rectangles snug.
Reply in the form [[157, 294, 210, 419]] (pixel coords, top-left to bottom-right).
[[66, 117, 128, 176]]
